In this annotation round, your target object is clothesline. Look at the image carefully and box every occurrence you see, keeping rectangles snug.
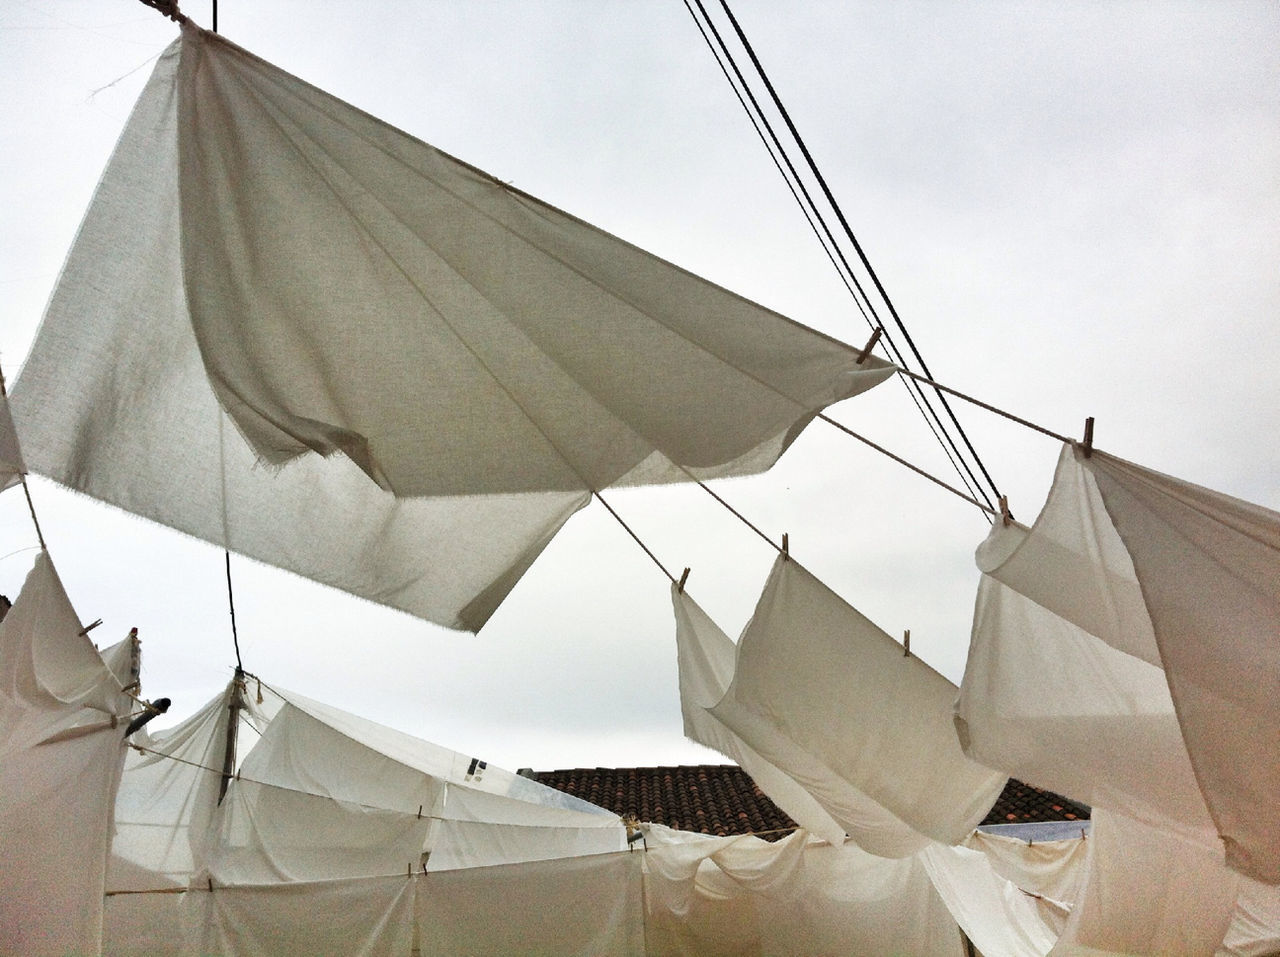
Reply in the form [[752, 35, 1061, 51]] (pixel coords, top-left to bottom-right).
[[591, 362, 1084, 604]]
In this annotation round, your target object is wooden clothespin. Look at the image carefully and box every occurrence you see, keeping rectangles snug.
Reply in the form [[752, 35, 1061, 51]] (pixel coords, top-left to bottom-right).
[[1082, 417, 1094, 458], [903, 629, 911, 658], [856, 326, 883, 364], [78, 619, 103, 637], [781, 533, 790, 561], [677, 568, 691, 594], [998, 495, 1012, 527]]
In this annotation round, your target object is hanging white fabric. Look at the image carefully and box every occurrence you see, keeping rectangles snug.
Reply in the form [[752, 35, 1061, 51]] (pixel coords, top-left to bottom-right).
[[1081, 449, 1280, 885], [10, 23, 894, 631], [180, 874, 416, 957], [0, 553, 131, 957], [920, 843, 1059, 957], [1048, 808, 1240, 957], [706, 554, 1005, 847], [672, 582, 918, 852], [416, 852, 645, 956], [956, 443, 1280, 883], [964, 830, 1089, 913], [642, 824, 963, 956], [0, 386, 24, 492]]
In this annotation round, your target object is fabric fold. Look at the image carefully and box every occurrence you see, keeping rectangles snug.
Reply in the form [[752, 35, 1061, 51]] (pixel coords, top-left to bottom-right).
[[0, 553, 132, 957], [10, 24, 893, 631], [709, 555, 1006, 847], [957, 443, 1280, 883]]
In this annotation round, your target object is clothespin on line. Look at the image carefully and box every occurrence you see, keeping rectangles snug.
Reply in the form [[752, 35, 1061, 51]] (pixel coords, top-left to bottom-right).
[[903, 629, 911, 658], [677, 567, 691, 594], [781, 533, 790, 561], [78, 619, 103, 637], [998, 496, 1012, 527], [856, 326, 883, 365], [1082, 417, 1094, 458]]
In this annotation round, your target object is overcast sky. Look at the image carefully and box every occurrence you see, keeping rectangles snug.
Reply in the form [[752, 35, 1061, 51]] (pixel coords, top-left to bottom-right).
[[2, 1, 1277, 772]]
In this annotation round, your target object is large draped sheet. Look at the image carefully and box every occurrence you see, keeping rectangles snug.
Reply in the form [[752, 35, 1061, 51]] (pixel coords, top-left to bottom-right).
[[672, 584, 915, 852], [965, 830, 1089, 911], [10, 23, 893, 631], [1049, 808, 1240, 957], [700, 555, 1004, 848], [417, 852, 645, 956], [642, 824, 963, 956], [956, 444, 1280, 882], [920, 843, 1058, 957], [0, 553, 130, 956], [109, 683, 273, 892], [1083, 450, 1280, 883], [0, 388, 23, 492]]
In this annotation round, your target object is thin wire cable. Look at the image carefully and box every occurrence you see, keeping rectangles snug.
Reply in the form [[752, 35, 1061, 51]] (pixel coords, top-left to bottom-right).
[[224, 552, 242, 672], [684, 0, 990, 510], [713, 0, 1003, 508], [683, 0, 985, 509], [681, 1, 873, 330], [687, 0, 999, 512]]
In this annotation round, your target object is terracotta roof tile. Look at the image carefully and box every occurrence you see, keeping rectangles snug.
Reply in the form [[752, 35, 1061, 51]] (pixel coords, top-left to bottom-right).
[[533, 765, 1089, 840]]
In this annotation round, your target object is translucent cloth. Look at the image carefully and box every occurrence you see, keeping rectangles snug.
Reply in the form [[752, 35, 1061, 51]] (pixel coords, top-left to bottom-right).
[[956, 444, 1280, 882], [642, 824, 963, 956], [672, 584, 913, 852], [965, 830, 1090, 910], [417, 852, 645, 956], [702, 555, 1004, 848], [1083, 449, 1280, 883], [180, 875, 416, 957], [0, 553, 130, 956], [920, 843, 1058, 957], [0, 388, 23, 492], [108, 684, 270, 892], [1049, 808, 1240, 957], [10, 23, 893, 631]]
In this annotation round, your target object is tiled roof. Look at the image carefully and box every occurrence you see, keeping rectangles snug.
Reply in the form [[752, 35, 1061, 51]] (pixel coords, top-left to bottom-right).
[[533, 765, 797, 839], [533, 765, 1089, 839], [983, 778, 1090, 825]]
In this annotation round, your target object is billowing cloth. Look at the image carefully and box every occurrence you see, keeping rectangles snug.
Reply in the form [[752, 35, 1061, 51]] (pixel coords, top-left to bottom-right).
[[701, 555, 1004, 848], [1221, 876, 1280, 957], [956, 444, 1280, 882], [0, 386, 23, 492], [1083, 450, 1280, 884], [672, 584, 914, 852], [965, 830, 1089, 911], [0, 553, 131, 957], [1050, 809, 1240, 957], [642, 824, 963, 956], [921, 843, 1058, 957], [10, 23, 893, 632], [109, 685, 270, 892], [101, 677, 627, 951]]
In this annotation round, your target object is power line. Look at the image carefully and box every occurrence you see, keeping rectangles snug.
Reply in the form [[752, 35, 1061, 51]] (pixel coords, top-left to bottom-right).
[[684, 0, 1003, 513]]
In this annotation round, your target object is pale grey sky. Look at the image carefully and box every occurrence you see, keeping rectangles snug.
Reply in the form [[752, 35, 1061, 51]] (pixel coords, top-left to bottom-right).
[[2, 1, 1277, 771]]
